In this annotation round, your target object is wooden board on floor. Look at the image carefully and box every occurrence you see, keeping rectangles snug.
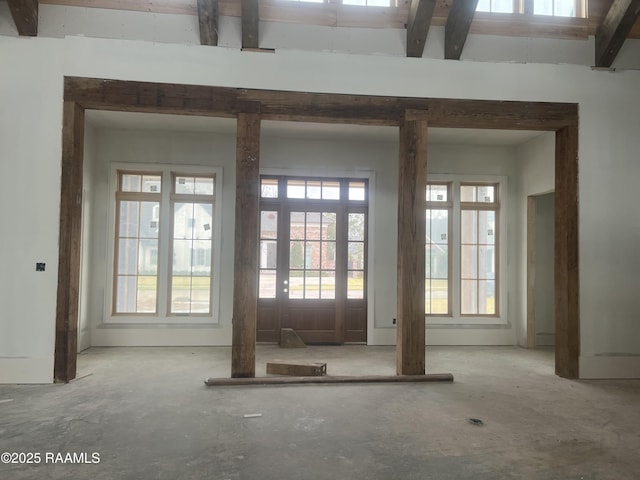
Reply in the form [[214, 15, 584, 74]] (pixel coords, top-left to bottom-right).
[[267, 360, 327, 376]]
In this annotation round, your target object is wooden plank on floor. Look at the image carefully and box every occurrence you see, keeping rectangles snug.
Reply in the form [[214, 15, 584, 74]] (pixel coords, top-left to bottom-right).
[[267, 361, 326, 376], [205, 373, 454, 386]]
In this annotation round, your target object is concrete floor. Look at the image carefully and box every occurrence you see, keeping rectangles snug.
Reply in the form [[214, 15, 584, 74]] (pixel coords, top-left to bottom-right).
[[1, 346, 639, 480]]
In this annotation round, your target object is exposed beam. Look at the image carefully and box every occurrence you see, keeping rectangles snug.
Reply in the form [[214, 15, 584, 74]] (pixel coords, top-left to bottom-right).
[[197, 0, 219, 46], [396, 111, 427, 376], [444, 0, 480, 60], [54, 101, 84, 383], [595, 0, 640, 67], [406, 0, 436, 58], [231, 112, 261, 378], [7, 0, 39, 36], [63, 77, 578, 131], [241, 0, 259, 49]]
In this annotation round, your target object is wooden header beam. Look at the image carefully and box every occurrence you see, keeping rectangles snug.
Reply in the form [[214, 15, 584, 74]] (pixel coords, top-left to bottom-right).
[[406, 0, 436, 58], [595, 0, 640, 67], [197, 0, 219, 46], [445, 0, 479, 60], [7, 0, 38, 36], [63, 77, 577, 131]]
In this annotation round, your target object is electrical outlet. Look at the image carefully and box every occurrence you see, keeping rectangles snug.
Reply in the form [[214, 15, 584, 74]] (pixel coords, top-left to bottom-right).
[[392, 318, 396, 325], [36, 263, 46, 272]]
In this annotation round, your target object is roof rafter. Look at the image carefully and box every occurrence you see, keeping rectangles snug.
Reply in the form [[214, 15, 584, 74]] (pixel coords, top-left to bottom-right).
[[7, 0, 39, 36], [595, 0, 640, 67], [444, 0, 480, 60], [241, 0, 259, 49], [406, 0, 437, 58], [197, 0, 219, 46]]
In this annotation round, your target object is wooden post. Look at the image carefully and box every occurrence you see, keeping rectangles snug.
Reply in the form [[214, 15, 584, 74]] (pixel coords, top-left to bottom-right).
[[526, 196, 537, 349], [396, 112, 427, 376], [231, 112, 261, 378], [54, 101, 84, 383], [555, 125, 580, 378]]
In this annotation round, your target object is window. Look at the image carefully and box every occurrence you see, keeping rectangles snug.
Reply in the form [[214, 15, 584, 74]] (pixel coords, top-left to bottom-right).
[[477, 0, 586, 17], [425, 183, 451, 315], [460, 184, 499, 316], [111, 168, 220, 322], [285, 0, 398, 5], [426, 180, 502, 320]]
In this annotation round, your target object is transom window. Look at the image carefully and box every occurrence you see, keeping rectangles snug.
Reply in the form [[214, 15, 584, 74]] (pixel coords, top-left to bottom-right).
[[285, 0, 399, 6], [111, 168, 220, 322], [477, 0, 586, 17]]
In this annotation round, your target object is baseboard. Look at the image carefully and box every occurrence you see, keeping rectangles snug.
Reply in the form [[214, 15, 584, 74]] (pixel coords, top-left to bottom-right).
[[0, 357, 53, 384], [580, 355, 640, 379]]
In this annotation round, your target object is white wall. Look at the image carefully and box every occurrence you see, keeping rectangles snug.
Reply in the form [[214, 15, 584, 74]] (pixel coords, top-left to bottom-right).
[[535, 193, 555, 347], [1, 31, 640, 381]]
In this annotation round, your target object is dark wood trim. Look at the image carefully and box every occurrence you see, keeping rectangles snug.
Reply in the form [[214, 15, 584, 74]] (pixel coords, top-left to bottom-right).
[[63, 77, 577, 131], [406, 0, 436, 58], [7, 0, 38, 36], [241, 0, 259, 49], [232, 112, 261, 378], [54, 101, 84, 383], [444, 0, 480, 60], [205, 373, 454, 386], [197, 0, 219, 46], [396, 113, 427, 376], [595, 0, 640, 67], [58, 76, 580, 380], [555, 125, 580, 379]]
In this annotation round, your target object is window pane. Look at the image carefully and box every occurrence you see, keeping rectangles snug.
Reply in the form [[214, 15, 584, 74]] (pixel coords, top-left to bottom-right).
[[428, 279, 449, 315], [118, 239, 138, 275], [348, 213, 365, 241], [289, 271, 304, 299], [140, 202, 160, 238], [348, 271, 364, 299], [430, 209, 448, 243], [139, 239, 158, 275], [290, 212, 305, 240], [349, 181, 366, 201], [307, 180, 322, 199], [116, 276, 137, 312], [259, 270, 276, 299], [322, 212, 336, 240], [194, 177, 214, 195], [142, 175, 161, 193], [427, 184, 448, 202], [175, 176, 195, 194], [430, 244, 448, 279], [289, 241, 304, 269], [348, 242, 365, 270], [460, 185, 476, 202], [171, 276, 191, 313], [190, 276, 211, 313], [479, 280, 496, 314], [261, 178, 278, 198], [461, 245, 478, 278], [174, 202, 195, 239], [136, 277, 157, 313], [260, 240, 277, 269], [478, 210, 496, 244], [479, 245, 495, 279], [461, 280, 478, 315], [492, 0, 514, 13], [173, 239, 192, 275], [121, 174, 141, 192], [477, 185, 495, 203], [322, 181, 340, 200], [321, 241, 336, 269], [287, 179, 305, 199], [119, 201, 140, 237], [476, 0, 490, 11], [321, 271, 336, 299], [260, 211, 278, 239], [554, 0, 576, 17], [461, 210, 478, 243], [305, 241, 321, 269], [305, 271, 320, 299], [306, 212, 321, 240], [192, 239, 212, 275], [534, 0, 553, 15]]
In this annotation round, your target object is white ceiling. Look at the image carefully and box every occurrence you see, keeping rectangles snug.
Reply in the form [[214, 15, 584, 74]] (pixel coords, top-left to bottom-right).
[[85, 110, 545, 146]]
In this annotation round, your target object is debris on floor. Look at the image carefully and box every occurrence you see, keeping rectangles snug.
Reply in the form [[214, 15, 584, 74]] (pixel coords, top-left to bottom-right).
[[243, 413, 262, 418], [266, 360, 327, 376], [468, 418, 484, 426], [0, 399, 14, 404]]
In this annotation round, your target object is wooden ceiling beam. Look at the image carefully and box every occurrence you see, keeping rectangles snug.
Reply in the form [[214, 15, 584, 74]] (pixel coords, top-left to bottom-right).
[[444, 0, 480, 60], [241, 0, 259, 49], [595, 0, 640, 67], [406, 0, 436, 58], [7, 0, 39, 36], [197, 0, 219, 46]]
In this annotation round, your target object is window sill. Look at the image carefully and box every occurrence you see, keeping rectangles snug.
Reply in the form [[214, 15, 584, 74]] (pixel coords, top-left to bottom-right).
[[426, 316, 508, 327]]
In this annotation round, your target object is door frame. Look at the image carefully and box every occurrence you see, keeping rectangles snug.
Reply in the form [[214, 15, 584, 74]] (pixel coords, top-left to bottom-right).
[[56, 77, 579, 381]]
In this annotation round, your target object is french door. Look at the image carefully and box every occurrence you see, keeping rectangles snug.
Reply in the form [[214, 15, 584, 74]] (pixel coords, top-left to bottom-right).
[[257, 176, 368, 344]]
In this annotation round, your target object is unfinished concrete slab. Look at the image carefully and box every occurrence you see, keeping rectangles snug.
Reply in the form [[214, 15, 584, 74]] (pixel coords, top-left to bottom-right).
[[1, 346, 639, 480]]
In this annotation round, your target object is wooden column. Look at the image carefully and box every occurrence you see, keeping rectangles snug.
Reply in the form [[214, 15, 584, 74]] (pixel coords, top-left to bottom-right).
[[555, 125, 580, 379], [231, 112, 261, 378], [396, 111, 427, 376], [54, 101, 84, 383]]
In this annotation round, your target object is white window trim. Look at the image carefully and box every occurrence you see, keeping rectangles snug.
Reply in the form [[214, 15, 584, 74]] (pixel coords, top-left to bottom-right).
[[426, 174, 509, 327], [104, 163, 223, 325]]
